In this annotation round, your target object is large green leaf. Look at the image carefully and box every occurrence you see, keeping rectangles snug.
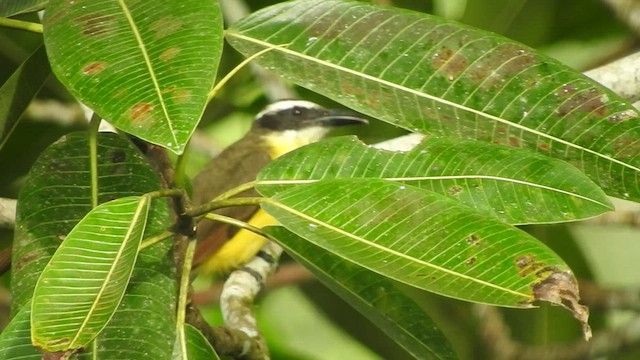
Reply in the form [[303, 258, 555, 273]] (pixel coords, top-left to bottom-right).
[[0, 45, 51, 150], [0, 303, 40, 360], [258, 136, 612, 224], [31, 196, 150, 352], [43, 0, 223, 154], [266, 226, 457, 360], [0, 0, 46, 16], [227, 0, 640, 201], [12, 132, 176, 358], [259, 179, 585, 311]]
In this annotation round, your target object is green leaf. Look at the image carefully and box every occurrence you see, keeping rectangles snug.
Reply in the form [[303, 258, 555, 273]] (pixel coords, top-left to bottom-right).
[[0, 0, 46, 16], [227, 0, 640, 201], [266, 226, 457, 360], [0, 303, 41, 360], [183, 324, 221, 360], [12, 132, 176, 358], [43, 0, 223, 154], [259, 179, 582, 309], [258, 136, 612, 224], [31, 196, 150, 352], [0, 45, 51, 151]]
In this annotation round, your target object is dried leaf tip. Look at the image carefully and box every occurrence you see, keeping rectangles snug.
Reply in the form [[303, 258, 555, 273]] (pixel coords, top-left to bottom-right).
[[533, 270, 592, 341]]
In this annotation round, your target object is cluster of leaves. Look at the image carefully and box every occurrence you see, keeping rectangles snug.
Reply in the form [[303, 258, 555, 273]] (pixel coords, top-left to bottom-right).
[[0, 0, 639, 359]]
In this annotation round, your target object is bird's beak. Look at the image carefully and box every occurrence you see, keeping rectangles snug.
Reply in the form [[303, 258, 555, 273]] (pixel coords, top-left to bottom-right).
[[316, 109, 369, 127]]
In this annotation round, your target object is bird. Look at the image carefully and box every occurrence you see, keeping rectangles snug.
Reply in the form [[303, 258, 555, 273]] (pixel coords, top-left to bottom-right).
[[191, 99, 367, 275]]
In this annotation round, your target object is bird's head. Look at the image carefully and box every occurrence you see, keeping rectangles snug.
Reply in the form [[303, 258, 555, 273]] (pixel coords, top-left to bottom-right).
[[253, 100, 368, 145]]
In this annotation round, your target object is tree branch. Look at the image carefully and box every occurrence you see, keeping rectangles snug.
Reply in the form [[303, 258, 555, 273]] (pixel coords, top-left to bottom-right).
[[585, 50, 640, 103], [219, 240, 284, 360], [0, 198, 16, 230]]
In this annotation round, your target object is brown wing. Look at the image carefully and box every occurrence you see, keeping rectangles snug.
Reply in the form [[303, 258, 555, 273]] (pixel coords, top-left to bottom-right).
[[191, 134, 272, 267]]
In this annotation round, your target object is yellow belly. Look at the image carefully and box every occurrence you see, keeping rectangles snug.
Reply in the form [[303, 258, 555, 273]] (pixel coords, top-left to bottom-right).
[[198, 209, 278, 275]]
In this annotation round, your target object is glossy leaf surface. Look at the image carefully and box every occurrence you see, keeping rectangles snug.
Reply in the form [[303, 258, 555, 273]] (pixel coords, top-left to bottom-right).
[[43, 0, 223, 153], [266, 226, 457, 360], [31, 196, 149, 352], [260, 179, 581, 309], [258, 136, 612, 224], [12, 132, 175, 358], [228, 0, 640, 201]]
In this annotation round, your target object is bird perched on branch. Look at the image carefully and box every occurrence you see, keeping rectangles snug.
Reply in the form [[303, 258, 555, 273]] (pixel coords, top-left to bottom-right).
[[191, 100, 367, 275]]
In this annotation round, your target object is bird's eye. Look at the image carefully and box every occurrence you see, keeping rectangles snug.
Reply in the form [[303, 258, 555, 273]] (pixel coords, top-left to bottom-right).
[[292, 107, 302, 116]]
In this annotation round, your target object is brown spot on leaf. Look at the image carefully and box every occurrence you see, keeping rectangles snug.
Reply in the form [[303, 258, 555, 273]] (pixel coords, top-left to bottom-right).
[[448, 185, 463, 196], [492, 46, 537, 78], [162, 85, 177, 94], [46, 8, 68, 25], [81, 61, 107, 75], [508, 135, 521, 147], [76, 13, 115, 36], [538, 142, 550, 151], [340, 82, 365, 96], [533, 270, 592, 340], [42, 350, 71, 360], [608, 109, 638, 123], [172, 89, 191, 104], [556, 87, 608, 117], [159, 47, 180, 62], [13, 250, 42, 272], [432, 47, 468, 80], [150, 16, 183, 40], [467, 234, 480, 246], [131, 103, 153, 122], [515, 254, 544, 277], [465, 257, 477, 266]]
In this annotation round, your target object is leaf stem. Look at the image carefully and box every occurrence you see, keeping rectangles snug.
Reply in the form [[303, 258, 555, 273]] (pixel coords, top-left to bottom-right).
[[185, 197, 264, 217], [204, 213, 267, 238], [207, 42, 291, 103], [176, 239, 197, 357], [147, 188, 185, 200], [173, 147, 190, 192], [0, 18, 43, 33], [88, 113, 102, 208], [138, 231, 174, 251], [213, 180, 258, 201]]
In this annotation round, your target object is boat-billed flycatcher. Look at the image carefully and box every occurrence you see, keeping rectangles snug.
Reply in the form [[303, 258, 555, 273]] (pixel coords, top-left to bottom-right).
[[191, 100, 367, 275]]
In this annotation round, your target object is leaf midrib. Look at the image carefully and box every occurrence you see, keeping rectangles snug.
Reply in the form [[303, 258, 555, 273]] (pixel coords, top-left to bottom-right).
[[256, 176, 612, 209], [69, 196, 148, 347], [226, 31, 640, 175], [264, 198, 531, 299], [117, 0, 177, 146]]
